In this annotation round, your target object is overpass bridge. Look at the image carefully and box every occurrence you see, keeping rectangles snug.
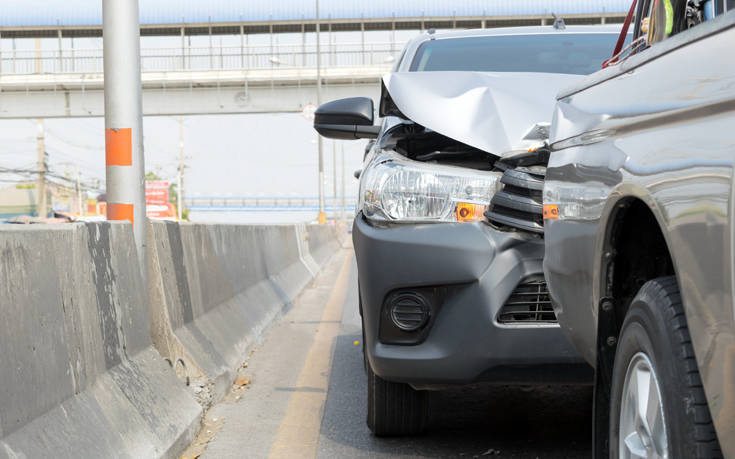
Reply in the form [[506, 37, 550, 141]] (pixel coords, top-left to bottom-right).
[[0, 44, 392, 118], [0, 4, 626, 118]]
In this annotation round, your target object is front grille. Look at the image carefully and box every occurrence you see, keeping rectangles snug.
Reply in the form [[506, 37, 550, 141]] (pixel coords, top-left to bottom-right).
[[485, 166, 545, 234], [498, 280, 557, 324]]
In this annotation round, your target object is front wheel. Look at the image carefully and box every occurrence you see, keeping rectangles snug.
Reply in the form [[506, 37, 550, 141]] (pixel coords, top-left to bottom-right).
[[366, 361, 428, 436], [609, 276, 721, 458]]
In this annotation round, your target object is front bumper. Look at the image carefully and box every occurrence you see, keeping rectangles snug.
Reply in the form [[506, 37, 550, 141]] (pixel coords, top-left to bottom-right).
[[353, 214, 591, 388]]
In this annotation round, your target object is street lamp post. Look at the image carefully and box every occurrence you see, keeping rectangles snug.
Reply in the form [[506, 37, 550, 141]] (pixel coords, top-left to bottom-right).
[[340, 142, 346, 222], [178, 116, 184, 221], [316, 0, 326, 224], [102, 0, 147, 278]]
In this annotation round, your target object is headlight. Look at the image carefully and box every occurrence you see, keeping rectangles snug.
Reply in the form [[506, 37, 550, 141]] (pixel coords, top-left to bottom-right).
[[360, 151, 502, 223], [542, 180, 609, 221]]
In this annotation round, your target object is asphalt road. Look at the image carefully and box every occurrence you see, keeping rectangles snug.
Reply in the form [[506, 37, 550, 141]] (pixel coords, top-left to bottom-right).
[[190, 249, 593, 459]]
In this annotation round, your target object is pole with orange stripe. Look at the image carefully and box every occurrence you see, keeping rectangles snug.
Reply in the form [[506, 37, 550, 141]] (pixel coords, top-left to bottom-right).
[[102, 0, 147, 279]]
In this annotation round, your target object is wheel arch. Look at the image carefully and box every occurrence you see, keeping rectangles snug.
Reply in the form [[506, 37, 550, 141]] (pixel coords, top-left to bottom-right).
[[591, 188, 680, 456]]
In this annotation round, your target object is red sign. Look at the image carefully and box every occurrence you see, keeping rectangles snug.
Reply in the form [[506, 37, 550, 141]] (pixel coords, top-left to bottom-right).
[[145, 180, 176, 219], [146, 188, 170, 205]]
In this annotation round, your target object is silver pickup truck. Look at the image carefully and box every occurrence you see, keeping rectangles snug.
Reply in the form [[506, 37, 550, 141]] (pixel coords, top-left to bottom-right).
[[314, 26, 626, 436], [544, 3, 734, 458]]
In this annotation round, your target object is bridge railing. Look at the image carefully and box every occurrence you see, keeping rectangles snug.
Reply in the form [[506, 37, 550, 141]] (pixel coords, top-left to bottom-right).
[[0, 41, 404, 75], [185, 195, 358, 212]]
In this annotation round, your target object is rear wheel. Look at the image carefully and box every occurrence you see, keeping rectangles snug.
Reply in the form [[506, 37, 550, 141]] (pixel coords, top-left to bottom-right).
[[366, 362, 428, 436], [609, 276, 721, 458]]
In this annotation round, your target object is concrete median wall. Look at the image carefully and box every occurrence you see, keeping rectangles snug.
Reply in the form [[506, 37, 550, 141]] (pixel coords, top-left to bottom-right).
[[0, 220, 339, 457], [0, 223, 201, 459], [147, 221, 340, 406], [305, 223, 341, 267]]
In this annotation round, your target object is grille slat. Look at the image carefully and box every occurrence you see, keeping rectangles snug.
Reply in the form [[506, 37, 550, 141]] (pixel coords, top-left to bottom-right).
[[498, 280, 557, 324], [485, 162, 546, 235]]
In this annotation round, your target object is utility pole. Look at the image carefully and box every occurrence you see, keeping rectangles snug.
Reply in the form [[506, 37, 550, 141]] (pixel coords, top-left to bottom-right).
[[178, 116, 184, 221], [103, 0, 147, 279], [36, 119, 47, 218], [76, 165, 84, 216], [332, 140, 337, 220], [316, 0, 326, 225], [340, 142, 346, 222]]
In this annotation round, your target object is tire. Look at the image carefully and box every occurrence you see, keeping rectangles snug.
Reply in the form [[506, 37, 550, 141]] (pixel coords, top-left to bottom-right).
[[609, 276, 721, 458], [366, 361, 428, 436]]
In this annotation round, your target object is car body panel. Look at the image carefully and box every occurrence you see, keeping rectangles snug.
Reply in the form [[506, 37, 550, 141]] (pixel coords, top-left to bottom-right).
[[545, 13, 735, 455], [382, 71, 582, 156]]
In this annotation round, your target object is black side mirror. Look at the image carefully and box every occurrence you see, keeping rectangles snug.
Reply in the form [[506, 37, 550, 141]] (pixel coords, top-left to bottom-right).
[[313, 97, 380, 140]]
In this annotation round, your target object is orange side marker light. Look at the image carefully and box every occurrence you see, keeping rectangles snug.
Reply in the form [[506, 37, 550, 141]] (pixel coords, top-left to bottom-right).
[[456, 203, 487, 222], [543, 204, 559, 220]]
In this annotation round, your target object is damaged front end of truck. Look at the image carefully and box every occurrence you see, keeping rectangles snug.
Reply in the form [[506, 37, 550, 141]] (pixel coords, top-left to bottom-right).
[[314, 70, 591, 435]]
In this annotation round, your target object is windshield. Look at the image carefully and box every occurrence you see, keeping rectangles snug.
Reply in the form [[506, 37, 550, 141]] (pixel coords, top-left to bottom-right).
[[409, 33, 620, 75]]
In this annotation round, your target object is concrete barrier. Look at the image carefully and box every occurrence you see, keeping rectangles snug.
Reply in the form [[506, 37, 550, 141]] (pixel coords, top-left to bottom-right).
[[0, 220, 340, 457], [0, 223, 201, 459], [147, 222, 336, 406], [305, 224, 341, 268]]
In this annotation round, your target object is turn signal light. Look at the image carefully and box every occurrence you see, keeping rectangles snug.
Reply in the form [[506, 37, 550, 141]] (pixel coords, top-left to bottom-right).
[[543, 204, 559, 220], [456, 203, 486, 222]]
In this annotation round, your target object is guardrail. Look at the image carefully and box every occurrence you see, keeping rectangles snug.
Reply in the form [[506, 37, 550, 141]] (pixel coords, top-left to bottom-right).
[[0, 41, 403, 75]]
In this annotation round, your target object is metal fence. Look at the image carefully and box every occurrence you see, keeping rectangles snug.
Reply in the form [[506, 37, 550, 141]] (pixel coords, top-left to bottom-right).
[[0, 41, 403, 75], [185, 195, 357, 209]]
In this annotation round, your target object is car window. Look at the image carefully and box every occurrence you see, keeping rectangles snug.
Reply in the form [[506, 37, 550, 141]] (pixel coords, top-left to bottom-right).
[[409, 33, 623, 75]]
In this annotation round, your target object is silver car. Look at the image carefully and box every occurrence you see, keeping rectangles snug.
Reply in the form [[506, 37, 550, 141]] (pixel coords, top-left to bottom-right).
[[544, 3, 734, 458]]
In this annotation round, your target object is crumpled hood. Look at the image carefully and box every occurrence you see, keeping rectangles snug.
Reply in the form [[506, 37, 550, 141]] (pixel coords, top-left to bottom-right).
[[382, 71, 583, 156]]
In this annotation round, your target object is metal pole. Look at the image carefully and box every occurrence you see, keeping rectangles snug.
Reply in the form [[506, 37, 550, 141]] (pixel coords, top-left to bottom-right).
[[208, 18, 213, 68], [316, 0, 325, 224], [180, 26, 185, 70], [328, 17, 332, 67], [332, 140, 337, 218], [240, 24, 245, 68], [178, 116, 184, 221], [34, 37, 41, 74], [340, 142, 345, 222], [269, 20, 274, 68], [102, 0, 147, 279], [76, 165, 84, 216], [36, 119, 47, 218], [301, 20, 305, 67], [360, 17, 365, 65], [57, 29, 63, 72]]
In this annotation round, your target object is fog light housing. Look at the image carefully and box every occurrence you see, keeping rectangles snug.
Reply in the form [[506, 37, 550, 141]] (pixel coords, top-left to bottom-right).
[[388, 292, 431, 331], [379, 287, 450, 345]]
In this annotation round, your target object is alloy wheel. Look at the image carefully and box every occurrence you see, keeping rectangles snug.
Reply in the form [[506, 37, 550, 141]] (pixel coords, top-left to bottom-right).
[[618, 352, 669, 459]]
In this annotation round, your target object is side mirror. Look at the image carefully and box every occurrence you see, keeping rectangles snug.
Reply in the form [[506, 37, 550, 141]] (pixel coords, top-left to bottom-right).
[[314, 97, 380, 140]]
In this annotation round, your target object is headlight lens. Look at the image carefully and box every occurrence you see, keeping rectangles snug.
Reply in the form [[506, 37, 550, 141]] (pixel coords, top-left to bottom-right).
[[360, 151, 502, 223], [542, 180, 609, 221]]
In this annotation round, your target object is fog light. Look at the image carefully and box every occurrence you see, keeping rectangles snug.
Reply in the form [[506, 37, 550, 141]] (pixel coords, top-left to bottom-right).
[[387, 292, 430, 331]]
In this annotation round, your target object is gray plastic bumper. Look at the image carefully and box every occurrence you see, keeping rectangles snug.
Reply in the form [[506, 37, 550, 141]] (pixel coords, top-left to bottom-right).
[[353, 214, 591, 388]]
